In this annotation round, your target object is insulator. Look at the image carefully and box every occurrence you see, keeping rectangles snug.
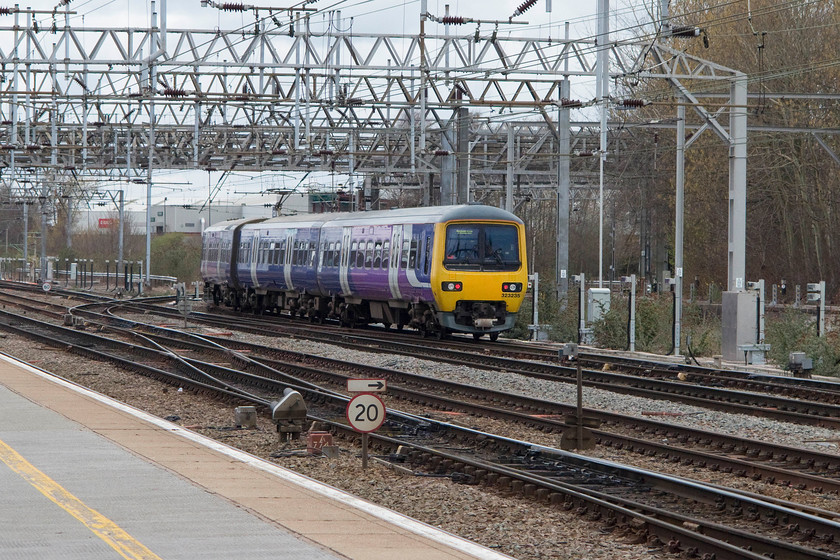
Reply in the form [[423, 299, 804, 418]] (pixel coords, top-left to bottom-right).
[[0, 7, 13, 15], [272, 149, 287, 155], [441, 16, 466, 25], [670, 25, 700, 38], [345, 98, 364, 106], [619, 99, 647, 108], [220, 2, 246, 12], [163, 87, 187, 98], [434, 150, 450, 156], [560, 98, 582, 108], [576, 151, 593, 157], [318, 149, 334, 156], [512, 0, 538, 17]]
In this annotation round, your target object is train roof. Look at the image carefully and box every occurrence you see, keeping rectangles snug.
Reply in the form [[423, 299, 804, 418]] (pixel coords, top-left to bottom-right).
[[241, 205, 522, 231], [203, 217, 267, 234]]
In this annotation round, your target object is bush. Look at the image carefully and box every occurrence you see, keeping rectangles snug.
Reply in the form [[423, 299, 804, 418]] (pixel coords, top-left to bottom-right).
[[150, 233, 202, 282], [765, 309, 840, 377]]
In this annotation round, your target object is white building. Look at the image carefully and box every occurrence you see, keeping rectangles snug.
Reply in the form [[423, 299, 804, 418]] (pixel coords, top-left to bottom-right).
[[74, 192, 313, 235]]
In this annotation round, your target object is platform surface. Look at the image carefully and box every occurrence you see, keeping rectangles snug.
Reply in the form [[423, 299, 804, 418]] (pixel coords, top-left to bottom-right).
[[0, 354, 511, 560]]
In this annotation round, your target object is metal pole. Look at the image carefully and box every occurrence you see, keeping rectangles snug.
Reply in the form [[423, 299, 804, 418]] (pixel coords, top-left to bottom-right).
[[361, 433, 368, 469], [118, 189, 124, 283], [674, 101, 685, 356], [578, 272, 585, 343], [556, 29, 571, 300], [629, 274, 636, 352], [596, 0, 609, 288], [728, 74, 748, 291], [505, 125, 514, 212], [576, 360, 583, 449]]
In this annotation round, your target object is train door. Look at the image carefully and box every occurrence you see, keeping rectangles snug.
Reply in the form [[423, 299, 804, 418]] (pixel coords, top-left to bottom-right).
[[388, 226, 402, 299], [339, 226, 352, 295], [284, 230, 295, 290], [249, 234, 260, 288]]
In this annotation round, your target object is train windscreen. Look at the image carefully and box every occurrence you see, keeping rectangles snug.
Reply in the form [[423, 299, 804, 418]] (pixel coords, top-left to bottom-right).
[[444, 224, 520, 271]]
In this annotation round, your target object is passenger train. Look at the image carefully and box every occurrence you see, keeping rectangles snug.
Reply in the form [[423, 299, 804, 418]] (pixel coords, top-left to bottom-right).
[[200, 204, 528, 340]]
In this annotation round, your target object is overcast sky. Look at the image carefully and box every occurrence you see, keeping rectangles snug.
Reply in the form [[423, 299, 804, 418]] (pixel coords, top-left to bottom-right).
[[7, 0, 654, 210]]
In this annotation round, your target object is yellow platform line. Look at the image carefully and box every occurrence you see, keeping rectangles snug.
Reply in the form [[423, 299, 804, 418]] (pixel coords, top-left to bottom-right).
[[0, 438, 162, 560]]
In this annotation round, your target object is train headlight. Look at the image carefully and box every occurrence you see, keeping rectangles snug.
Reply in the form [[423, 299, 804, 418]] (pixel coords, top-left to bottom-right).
[[502, 282, 523, 293], [442, 281, 463, 292]]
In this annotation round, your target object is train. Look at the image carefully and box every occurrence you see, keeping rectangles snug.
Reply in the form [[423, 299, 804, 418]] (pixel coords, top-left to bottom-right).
[[200, 204, 528, 340]]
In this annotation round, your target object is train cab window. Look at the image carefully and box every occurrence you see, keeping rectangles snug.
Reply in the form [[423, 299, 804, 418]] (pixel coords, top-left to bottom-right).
[[408, 238, 418, 269], [444, 224, 520, 271], [381, 241, 390, 270]]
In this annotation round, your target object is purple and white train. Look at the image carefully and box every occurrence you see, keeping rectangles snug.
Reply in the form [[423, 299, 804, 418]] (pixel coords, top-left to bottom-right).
[[200, 204, 528, 339]]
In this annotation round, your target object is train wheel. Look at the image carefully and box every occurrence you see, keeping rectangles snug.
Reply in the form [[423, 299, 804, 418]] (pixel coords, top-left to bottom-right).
[[396, 323, 404, 331], [472, 333, 483, 341], [382, 322, 392, 330], [212, 288, 220, 306], [489, 332, 500, 342], [436, 328, 447, 340]]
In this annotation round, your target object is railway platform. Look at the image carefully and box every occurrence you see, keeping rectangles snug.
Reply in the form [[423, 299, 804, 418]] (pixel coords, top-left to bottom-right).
[[0, 354, 511, 560]]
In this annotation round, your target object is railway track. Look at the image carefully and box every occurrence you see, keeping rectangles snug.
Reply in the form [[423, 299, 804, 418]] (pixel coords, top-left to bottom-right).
[[0, 306, 838, 559], [4, 284, 840, 493], [55, 295, 840, 430]]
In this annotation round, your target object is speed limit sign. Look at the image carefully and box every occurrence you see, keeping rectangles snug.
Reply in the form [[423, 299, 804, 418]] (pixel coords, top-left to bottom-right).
[[346, 393, 386, 433]]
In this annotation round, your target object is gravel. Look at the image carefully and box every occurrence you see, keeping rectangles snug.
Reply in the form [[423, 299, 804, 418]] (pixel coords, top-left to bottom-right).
[[4, 301, 840, 559]]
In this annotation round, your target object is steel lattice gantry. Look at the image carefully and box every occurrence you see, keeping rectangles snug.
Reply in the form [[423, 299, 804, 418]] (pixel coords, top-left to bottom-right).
[[0, 10, 645, 189]]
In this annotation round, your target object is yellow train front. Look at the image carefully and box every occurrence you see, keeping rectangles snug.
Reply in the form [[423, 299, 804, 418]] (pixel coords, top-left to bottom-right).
[[430, 207, 528, 340]]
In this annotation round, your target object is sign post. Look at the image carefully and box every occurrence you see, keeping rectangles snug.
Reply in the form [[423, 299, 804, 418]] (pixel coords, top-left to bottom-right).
[[346, 386, 386, 469]]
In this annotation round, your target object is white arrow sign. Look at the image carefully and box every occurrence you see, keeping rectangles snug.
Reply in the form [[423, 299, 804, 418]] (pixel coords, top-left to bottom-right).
[[347, 378, 387, 393]]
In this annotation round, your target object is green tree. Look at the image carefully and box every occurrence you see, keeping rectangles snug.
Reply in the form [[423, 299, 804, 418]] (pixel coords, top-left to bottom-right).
[[151, 233, 202, 282]]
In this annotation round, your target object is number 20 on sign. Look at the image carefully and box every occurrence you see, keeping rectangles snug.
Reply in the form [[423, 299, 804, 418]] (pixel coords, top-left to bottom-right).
[[346, 393, 386, 433]]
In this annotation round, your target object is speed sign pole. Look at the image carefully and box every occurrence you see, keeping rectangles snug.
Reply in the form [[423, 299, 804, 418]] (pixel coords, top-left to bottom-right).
[[346, 389, 386, 469]]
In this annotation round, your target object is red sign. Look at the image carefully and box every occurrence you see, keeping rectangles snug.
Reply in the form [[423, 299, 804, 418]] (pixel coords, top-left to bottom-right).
[[98, 218, 115, 228]]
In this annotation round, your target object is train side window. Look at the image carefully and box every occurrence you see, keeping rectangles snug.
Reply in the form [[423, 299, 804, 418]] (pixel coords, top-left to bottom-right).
[[334, 242, 341, 266], [350, 241, 358, 268], [401, 240, 409, 269], [424, 236, 432, 275], [365, 241, 373, 268], [408, 238, 418, 269], [372, 241, 382, 269], [309, 242, 317, 266], [381, 241, 390, 269], [356, 241, 366, 268]]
